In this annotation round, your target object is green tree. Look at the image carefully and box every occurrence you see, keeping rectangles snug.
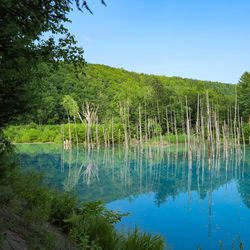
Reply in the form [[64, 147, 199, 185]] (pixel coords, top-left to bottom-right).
[[0, 0, 106, 128], [238, 72, 250, 123], [62, 95, 80, 119]]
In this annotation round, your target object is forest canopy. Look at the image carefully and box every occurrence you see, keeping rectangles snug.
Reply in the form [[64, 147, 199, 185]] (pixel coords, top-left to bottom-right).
[[12, 63, 237, 127], [0, 0, 105, 127]]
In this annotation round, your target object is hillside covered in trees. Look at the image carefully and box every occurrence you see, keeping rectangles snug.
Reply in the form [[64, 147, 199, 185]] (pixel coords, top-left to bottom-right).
[[16, 63, 236, 126]]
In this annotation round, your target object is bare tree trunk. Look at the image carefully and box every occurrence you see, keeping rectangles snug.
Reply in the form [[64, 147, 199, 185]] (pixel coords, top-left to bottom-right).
[[174, 111, 178, 147], [81, 102, 98, 149], [139, 105, 143, 145], [166, 107, 170, 146], [111, 117, 115, 148], [96, 116, 99, 149], [186, 97, 192, 159], [144, 103, 148, 143], [206, 91, 212, 157], [120, 102, 129, 149], [74, 115, 78, 150], [196, 93, 200, 150], [67, 113, 72, 149]]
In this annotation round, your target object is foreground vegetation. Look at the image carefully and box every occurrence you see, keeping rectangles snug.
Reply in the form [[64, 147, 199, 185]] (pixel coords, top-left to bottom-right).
[[0, 143, 165, 250]]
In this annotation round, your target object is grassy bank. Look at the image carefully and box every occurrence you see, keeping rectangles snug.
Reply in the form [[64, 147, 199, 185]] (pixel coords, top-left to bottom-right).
[[4, 123, 123, 144], [3, 123, 187, 144], [4, 124, 62, 143], [4, 123, 250, 145]]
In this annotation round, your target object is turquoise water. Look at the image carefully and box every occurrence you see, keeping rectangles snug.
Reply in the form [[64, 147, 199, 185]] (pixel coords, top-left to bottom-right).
[[17, 144, 250, 250]]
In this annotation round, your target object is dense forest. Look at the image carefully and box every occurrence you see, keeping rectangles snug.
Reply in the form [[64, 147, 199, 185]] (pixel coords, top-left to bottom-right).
[[5, 63, 249, 145], [16, 63, 236, 126]]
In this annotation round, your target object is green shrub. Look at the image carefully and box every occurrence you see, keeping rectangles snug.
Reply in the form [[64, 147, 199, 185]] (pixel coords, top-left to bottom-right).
[[68, 213, 118, 250], [41, 127, 58, 142], [65, 201, 165, 250], [20, 128, 39, 142], [12, 172, 52, 222], [4, 125, 63, 143], [65, 201, 123, 249], [119, 228, 165, 250], [49, 192, 78, 230], [243, 123, 250, 143]]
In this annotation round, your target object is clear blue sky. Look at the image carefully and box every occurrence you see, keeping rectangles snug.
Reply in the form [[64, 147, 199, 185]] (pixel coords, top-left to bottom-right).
[[67, 0, 250, 83]]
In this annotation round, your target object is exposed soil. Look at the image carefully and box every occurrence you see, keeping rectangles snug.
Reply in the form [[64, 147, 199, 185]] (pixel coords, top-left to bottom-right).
[[0, 208, 76, 250]]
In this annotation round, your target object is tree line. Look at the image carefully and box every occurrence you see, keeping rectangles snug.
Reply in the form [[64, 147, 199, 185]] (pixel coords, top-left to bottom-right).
[[14, 63, 245, 127]]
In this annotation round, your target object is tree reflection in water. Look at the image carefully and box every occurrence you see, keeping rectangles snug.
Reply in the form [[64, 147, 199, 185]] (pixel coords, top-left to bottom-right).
[[17, 144, 250, 248]]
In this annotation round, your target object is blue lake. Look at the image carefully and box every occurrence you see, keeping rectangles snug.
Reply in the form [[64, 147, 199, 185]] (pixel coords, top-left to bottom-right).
[[17, 144, 250, 250]]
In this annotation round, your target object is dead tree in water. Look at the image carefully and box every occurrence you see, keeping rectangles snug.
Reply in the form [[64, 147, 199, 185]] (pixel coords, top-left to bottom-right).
[[174, 111, 178, 148], [95, 116, 100, 149], [166, 107, 170, 145], [233, 87, 238, 150], [185, 97, 192, 159], [62, 95, 80, 149], [241, 117, 246, 153], [111, 117, 115, 148], [200, 98, 205, 154], [196, 93, 200, 150], [81, 103, 98, 149], [119, 101, 129, 149], [206, 92, 212, 158], [144, 103, 148, 143], [138, 105, 143, 145]]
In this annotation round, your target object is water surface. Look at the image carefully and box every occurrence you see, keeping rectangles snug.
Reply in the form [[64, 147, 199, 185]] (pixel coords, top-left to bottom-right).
[[17, 144, 250, 250]]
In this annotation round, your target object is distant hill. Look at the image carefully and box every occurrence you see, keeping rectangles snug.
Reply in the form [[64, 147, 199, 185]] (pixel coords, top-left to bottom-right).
[[17, 63, 236, 124], [85, 63, 234, 95]]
